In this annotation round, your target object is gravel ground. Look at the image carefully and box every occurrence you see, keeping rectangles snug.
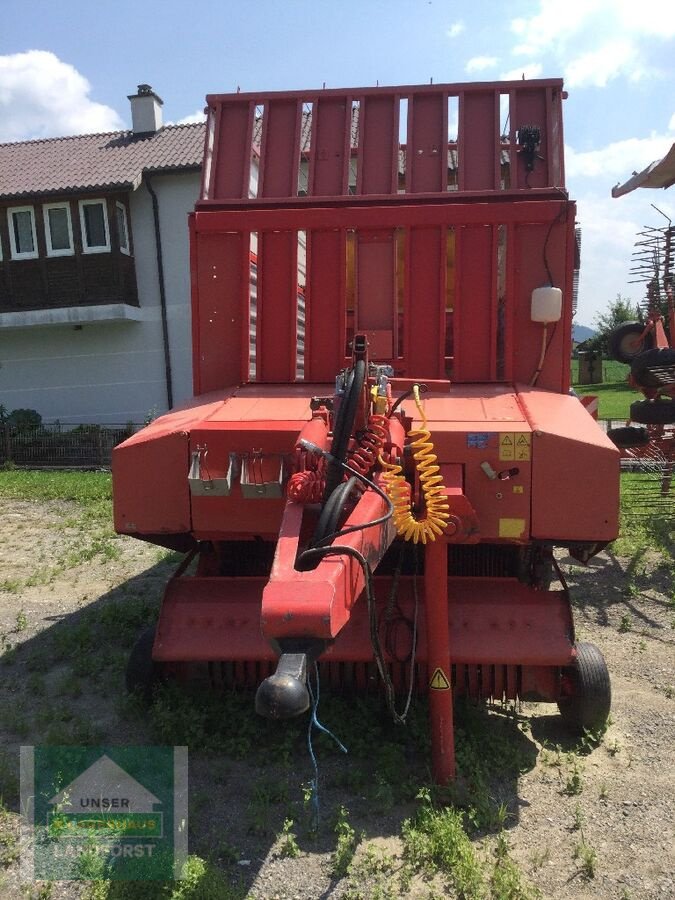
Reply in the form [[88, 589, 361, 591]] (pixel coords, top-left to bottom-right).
[[0, 496, 673, 899]]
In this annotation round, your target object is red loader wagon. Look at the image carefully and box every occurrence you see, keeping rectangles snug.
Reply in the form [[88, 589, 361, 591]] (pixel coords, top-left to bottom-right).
[[113, 79, 620, 782]]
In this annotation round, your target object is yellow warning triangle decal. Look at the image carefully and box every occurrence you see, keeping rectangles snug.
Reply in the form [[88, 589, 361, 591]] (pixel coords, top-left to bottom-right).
[[429, 668, 451, 690], [500, 435, 513, 445]]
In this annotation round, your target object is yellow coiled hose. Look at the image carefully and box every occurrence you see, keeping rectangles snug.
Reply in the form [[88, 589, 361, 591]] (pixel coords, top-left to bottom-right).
[[380, 385, 450, 544]]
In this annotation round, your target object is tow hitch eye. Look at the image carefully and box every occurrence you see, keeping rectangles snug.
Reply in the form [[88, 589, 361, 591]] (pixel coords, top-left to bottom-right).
[[255, 652, 310, 720]]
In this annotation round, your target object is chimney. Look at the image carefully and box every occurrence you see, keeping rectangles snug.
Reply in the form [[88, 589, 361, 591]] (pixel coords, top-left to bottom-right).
[[128, 84, 163, 134]]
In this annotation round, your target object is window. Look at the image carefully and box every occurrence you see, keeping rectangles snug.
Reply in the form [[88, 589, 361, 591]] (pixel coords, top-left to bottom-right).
[[7, 206, 38, 259], [79, 199, 110, 253], [115, 202, 130, 255], [43, 203, 74, 257]]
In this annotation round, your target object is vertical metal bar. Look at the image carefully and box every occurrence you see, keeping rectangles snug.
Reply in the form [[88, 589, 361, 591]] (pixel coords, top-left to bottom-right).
[[407, 91, 446, 193], [503, 223, 516, 382], [305, 229, 346, 381], [454, 225, 494, 381], [256, 230, 298, 382], [356, 230, 395, 358], [461, 90, 499, 191], [425, 540, 455, 784], [311, 96, 351, 195], [511, 86, 548, 189], [358, 94, 399, 195], [406, 226, 445, 378], [212, 100, 254, 199], [490, 224, 499, 380], [259, 99, 302, 198]]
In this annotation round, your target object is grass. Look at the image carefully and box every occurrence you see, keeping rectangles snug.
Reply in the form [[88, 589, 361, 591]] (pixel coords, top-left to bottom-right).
[[614, 473, 675, 561], [0, 469, 112, 507], [2, 467, 660, 897], [570, 356, 635, 419], [573, 379, 635, 420]]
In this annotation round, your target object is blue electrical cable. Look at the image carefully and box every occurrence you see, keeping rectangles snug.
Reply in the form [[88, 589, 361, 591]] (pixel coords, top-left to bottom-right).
[[306, 662, 347, 827]]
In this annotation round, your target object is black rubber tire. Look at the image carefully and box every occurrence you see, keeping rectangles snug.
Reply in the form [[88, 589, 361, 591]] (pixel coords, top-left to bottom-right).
[[558, 642, 611, 735], [126, 625, 161, 701], [630, 347, 675, 388], [607, 322, 654, 363], [606, 425, 650, 448], [630, 398, 675, 425]]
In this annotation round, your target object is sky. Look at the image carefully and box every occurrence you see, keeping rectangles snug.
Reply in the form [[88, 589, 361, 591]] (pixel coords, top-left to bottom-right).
[[1, 0, 674, 327]]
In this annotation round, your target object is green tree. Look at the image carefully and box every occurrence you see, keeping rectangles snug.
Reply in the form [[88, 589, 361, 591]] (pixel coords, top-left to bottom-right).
[[586, 294, 640, 353]]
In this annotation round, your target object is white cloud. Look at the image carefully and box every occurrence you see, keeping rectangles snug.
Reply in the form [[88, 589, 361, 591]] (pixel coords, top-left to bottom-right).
[[500, 63, 543, 81], [669, 113, 675, 132], [169, 109, 206, 125], [511, 1, 595, 55], [572, 188, 675, 323], [509, 0, 675, 88], [564, 40, 637, 88], [446, 21, 465, 39], [566, 133, 673, 179], [0, 50, 123, 142], [465, 56, 498, 74]]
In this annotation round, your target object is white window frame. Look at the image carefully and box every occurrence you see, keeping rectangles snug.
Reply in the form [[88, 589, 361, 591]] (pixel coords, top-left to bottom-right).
[[7, 205, 39, 260], [43, 202, 74, 257], [115, 201, 130, 255], [78, 199, 110, 254]]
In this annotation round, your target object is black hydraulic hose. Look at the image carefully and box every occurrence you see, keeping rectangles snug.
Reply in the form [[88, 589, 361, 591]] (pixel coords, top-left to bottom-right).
[[322, 359, 366, 503], [311, 476, 358, 548]]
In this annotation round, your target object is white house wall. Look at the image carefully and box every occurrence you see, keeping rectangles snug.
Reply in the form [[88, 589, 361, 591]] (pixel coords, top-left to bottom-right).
[[0, 171, 200, 425]]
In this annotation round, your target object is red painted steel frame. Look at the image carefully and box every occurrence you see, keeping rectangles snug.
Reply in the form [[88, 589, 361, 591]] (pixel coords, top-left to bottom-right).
[[114, 78, 621, 787], [425, 540, 455, 782]]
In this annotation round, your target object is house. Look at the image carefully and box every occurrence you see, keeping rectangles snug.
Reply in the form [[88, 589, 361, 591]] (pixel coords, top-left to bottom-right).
[[0, 86, 205, 424]]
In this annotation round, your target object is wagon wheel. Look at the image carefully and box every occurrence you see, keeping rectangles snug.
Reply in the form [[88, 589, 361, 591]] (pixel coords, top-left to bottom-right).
[[607, 322, 654, 363], [606, 425, 649, 449], [126, 625, 163, 701], [630, 347, 675, 389], [557, 642, 611, 734], [630, 398, 675, 426]]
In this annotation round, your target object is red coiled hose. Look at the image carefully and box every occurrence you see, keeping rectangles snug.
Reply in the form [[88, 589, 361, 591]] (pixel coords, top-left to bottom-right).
[[287, 415, 389, 504], [347, 414, 388, 477]]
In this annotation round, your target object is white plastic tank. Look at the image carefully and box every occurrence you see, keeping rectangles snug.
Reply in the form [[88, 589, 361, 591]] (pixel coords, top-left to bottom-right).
[[531, 286, 563, 323]]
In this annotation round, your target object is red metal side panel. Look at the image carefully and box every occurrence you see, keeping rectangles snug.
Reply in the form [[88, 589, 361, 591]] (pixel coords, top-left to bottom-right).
[[311, 97, 350, 196], [459, 91, 499, 191], [511, 89, 548, 190], [358, 94, 399, 195], [511, 218, 570, 391], [257, 230, 297, 382], [356, 230, 395, 358], [259, 100, 301, 198], [212, 101, 253, 199], [407, 93, 447, 193], [454, 225, 494, 381], [548, 88, 564, 187], [113, 430, 191, 535], [193, 230, 247, 394], [406, 227, 446, 378], [305, 229, 346, 381], [517, 388, 620, 542]]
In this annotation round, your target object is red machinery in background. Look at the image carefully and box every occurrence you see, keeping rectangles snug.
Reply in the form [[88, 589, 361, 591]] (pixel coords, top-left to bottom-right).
[[114, 80, 619, 782]]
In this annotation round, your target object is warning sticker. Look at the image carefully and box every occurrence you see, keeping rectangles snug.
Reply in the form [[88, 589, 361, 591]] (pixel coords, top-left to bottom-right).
[[429, 668, 451, 691], [499, 433, 515, 461], [499, 518, 526, 538], [514, 432, 531, 461]]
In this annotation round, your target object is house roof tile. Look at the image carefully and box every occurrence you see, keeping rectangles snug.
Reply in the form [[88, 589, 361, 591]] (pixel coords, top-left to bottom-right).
[[0, 123, 206, 200]]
